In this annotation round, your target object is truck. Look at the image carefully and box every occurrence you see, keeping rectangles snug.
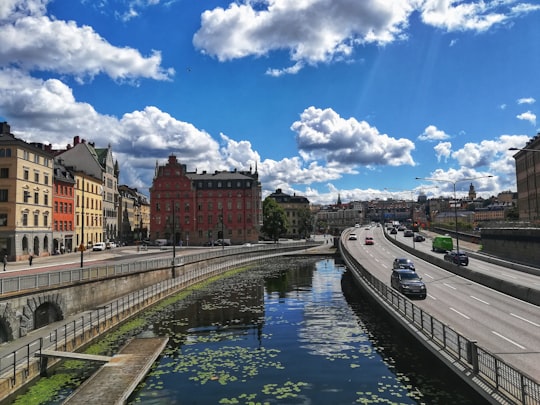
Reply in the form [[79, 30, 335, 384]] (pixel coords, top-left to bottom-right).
[[432, 235, 453, 253]]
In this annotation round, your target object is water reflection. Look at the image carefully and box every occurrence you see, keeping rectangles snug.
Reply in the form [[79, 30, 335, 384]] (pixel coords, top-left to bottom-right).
[[129, 257, 488, 404]]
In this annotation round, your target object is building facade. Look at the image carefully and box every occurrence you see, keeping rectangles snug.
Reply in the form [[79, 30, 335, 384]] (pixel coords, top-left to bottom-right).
[[512, 134, 540, 223], [74, 171, 103, 250], [52, 160, 76, 253], [267, 189, 310, 238], [118, 185, 150, 244], [0, 123, 55, 261], [150, 155, 262, 245]]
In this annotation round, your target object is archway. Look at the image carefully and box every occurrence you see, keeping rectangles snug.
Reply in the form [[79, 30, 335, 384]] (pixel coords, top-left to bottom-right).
[[33, 236, 39, 256], [22, 235, 28, 254], [34, 303, 62, 329]]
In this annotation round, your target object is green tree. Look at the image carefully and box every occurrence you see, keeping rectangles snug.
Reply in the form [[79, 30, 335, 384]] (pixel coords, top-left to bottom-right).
[[261, 197, 288, 242], [297, 207, 313, 239]]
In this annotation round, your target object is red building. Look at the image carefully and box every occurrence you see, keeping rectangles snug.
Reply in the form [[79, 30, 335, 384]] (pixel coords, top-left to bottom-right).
[[149, 155, 262, 245], [52, 160, 76, 253]]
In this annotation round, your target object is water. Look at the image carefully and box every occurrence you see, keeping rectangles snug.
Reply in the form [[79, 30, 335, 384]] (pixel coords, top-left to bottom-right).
[[127, 257, 489, 404]]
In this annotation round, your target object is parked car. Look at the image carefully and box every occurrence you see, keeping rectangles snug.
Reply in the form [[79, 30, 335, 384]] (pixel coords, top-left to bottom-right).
[[92, 242, 106, 251], [391, 269, 427, 299], [365, 236, 374, 245], [348, 233, 358, 241], [106, 241, 116, 249], [444, 250, 469, 266], [392, 258, 416, 271], [403, 230, 414, 237], [414, 235, 425, 242]]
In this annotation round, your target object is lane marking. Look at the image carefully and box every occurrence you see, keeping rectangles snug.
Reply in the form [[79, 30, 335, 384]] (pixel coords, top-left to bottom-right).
[[470, 296, 490, 305], [443, 283, 456, 290], [510, 313, 540, 327], [491, 331, 526, 350], [449, 307, 470, 319], [423, 273, 434, 279]]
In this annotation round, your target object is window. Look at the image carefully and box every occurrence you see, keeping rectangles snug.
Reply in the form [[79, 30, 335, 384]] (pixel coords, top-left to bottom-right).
[[34, 192, 39, 204], [44, 194, 48, 205], [23, 190, 30, 203], [23, 151, 29, 160], [43, 214, 48, 227], [34, 213, 39, 226], [34, 172, 39, 182], [0, 189, 7, 202], [54, 220, 58, 231], [34, 154, 39, 164], [0, 213, 7, 226], [24, 169, 29, 180], [22, 213, 28, 226], [44, 174, 49, 185], [0, 168, 8, 178], [0, 148, 12, 157]]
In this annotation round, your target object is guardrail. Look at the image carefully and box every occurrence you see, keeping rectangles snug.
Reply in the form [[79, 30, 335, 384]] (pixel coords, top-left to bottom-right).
[[0, 242, 316, 295], [339, 241, 540, 405], [0, 243, 319, 400]]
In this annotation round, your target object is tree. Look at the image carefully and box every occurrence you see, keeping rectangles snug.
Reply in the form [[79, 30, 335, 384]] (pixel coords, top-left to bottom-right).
[[297, 207, 313, 239], [261, 197, 288, 242]]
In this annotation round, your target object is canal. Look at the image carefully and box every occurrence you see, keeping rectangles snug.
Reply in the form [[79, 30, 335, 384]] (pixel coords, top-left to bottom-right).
[[11, 256, 489, 404]]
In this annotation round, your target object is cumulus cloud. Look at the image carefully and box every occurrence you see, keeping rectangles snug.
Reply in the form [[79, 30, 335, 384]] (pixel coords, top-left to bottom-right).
[[193, 0, 539, 74], [418, 125, 450, 141], [517, 111, 537, 125], [434, 141, 452, 162], [416, 167, 498, 197], [0, 2, 173, 82], [292, 106, 416, 167]]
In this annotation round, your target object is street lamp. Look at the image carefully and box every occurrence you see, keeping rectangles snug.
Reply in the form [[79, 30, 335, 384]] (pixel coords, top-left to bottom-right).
[[415, 175, 493, 260]]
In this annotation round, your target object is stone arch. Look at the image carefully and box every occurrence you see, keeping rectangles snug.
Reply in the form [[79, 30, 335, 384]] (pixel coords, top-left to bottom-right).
[[20, 294, 65, 336], [0, 303, 16, 343]]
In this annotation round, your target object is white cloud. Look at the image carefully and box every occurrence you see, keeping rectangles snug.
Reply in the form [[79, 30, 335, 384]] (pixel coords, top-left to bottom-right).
[[434, 141, 452, 162], [517, 97, 536, 105], [418, 125, 450, 141], [0, 5, 173, 82], [516, 111, 537, 125], [193, 0, 540, 74], [292, 106, 416, 167]]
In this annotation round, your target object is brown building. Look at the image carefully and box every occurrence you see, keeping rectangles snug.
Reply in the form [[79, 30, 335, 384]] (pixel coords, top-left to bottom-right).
[[267, 189, 310, 238], [52, 160, 76, 253], [512, 134, 540, 223], [149, 155, 262, 245]]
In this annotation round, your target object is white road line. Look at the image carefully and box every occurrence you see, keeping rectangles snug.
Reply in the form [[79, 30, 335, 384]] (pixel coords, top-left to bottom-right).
[[491, 331, 526, 350], [510, 313, 540, 327], [470, 296, 490, 305], [443, 283, 457, 290], [449, 307, 470, 319], [423, 273, 434, 279]]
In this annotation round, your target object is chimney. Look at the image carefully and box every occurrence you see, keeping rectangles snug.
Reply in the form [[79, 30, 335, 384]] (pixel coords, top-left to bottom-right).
[[73, 136, 80, 145], [0, 122, 10, 135]]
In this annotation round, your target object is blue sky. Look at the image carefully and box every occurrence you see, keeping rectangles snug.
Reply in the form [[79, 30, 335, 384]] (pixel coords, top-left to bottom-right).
[[1, 0, 540, 205]]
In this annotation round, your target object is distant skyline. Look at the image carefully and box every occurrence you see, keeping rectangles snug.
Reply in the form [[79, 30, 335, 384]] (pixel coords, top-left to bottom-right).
[[1, 1, 540, 204]]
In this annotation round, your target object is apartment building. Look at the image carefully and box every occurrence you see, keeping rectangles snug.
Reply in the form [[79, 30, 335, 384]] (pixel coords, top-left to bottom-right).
[[52, 159, 76, 253], [150, 155, 262, 245], [0, 122, 55, 261]]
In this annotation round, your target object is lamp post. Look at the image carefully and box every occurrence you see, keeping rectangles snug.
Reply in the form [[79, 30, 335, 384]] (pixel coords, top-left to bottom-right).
[[80, 177, 84, 268], [415, 175, 493, 260]]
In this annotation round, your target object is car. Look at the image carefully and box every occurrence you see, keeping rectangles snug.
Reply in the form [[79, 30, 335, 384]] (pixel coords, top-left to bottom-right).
[[390, 269, 427, 299], [92, 242, 106, 251], [106, 241, 116, 249], [444, 250, 469, 266], [365, 236, 374, 245], [414, 235, 425, 242], [398, 226, 406, 231], [403, 230, 414, 237], [390, 228, 397, 234], [348, 233, 358, 241], [393, 258, 416, 271], [354, 223, 360, 228]]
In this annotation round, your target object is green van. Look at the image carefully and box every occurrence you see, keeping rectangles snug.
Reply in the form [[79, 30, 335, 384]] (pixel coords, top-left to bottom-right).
[[432, 235, 453, 253]]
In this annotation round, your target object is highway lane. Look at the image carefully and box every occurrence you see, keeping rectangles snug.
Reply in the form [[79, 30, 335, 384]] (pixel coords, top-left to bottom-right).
[[343, 225, 540, 381]]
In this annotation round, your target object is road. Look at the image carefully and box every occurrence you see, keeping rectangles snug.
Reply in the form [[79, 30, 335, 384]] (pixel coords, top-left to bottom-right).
[[344, 225, 540, 382]]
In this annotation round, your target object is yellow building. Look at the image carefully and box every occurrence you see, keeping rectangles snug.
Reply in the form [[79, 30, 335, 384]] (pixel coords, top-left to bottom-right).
[[74, 171, 103, 250], [0, 123, 54, 261]]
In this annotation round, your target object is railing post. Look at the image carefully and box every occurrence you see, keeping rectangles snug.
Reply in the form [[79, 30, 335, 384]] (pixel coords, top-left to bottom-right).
[[466, 340, 479, 374]]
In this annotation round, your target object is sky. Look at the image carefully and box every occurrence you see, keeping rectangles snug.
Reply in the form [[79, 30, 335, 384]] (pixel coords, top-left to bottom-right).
[[1, 0, 540, 205]]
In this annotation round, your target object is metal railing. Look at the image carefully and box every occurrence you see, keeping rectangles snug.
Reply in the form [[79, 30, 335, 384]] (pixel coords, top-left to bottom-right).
[[0, 242, 316, 295], [340, 242, 540, 405], [0, 242, 319, 395]]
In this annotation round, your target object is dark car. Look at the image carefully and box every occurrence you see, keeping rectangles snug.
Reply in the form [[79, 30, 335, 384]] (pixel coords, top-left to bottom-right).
[[392, 258, 415, 271], [403, 230, 414, 237], [390, 228, 397, 234], [414, 234, 425, 242], [391, 269, 427, 299], [444, 250, 469, 266]]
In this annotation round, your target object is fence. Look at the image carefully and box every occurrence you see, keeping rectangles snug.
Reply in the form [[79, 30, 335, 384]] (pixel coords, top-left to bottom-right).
[[340, 242, 540, 405], [0, 242, 317, 399]]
